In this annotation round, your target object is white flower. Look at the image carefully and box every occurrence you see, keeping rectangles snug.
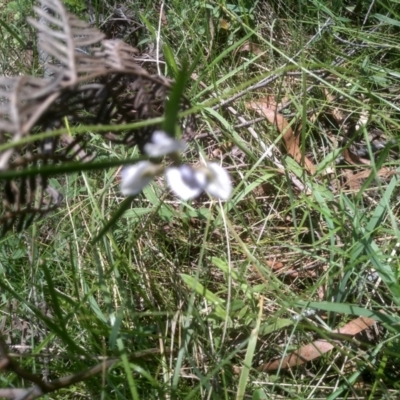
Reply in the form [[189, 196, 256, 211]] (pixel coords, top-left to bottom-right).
[[165, 165, 206, 201], [120, 161, 161, 196], [165, 163, 232, 201], [204, 162, 232, 200], [144, 130, 186, 157]]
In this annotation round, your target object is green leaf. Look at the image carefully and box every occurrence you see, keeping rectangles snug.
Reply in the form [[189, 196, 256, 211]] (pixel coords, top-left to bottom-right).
[[339, 169, 400, 306], [0, 278, 86, 355], [316, 149, 343, 175], [0, 118, 164, 153], [252, 389, 268, 400], [124, 208, 154, 219], [0, 157, 144, 179], [162, 60, 189, 137], [284, 156, 306, 177], [139, 13, 156, 36], [260, 319, 294, 335], [92, 197, 134, 244], [163, 42, 178, 78], [212, 257, 240, 281], [374, 14, 400, 27], [158, 204, 175, 222], [296, 301, 400, 332], [181, 274, 225, 306], [109, 308, 124, 349], [0, 19, 24, 47], [236, 297, 263, 400], [181, 274, 227, 320], [230, 174, 275, 208], [117, 338, 140, 400]]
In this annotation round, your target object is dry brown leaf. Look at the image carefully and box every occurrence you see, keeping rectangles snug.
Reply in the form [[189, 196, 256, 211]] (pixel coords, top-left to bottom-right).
[[247, 96, 279, 111], [266, 260, 284, 271], [317, 284, 326, 301], [260, 339, 335, 371], [259, 317, 376, 372], [324, 89, 346, 123], [335, 317, 376, 335], [266, 258, 320, 278], [344, 167, 396, 190], [236, 42, 263, 56], [219, 18, 230, 30], [343, 148, 370, 166], [246, 101, 316, 174], [252, 180, 277, 197], [342, 169, 359, 190]]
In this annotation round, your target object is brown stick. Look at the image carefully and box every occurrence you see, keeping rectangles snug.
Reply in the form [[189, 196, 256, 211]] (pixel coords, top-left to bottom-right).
[[0, 334, 169, 400]]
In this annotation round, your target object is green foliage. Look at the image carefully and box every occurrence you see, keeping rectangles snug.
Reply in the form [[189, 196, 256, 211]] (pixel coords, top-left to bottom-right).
[[63, 0, 87, 13], [2, 0, 400, 398]]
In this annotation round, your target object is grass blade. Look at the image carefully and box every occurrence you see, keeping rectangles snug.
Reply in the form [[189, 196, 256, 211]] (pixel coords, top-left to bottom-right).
[[236, 296, 263, 400]]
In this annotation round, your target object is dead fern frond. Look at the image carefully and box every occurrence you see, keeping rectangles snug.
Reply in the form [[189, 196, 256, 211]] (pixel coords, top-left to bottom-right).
[[28, 0, 106, 83], [0, 0, 197, 236]]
